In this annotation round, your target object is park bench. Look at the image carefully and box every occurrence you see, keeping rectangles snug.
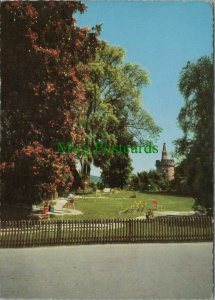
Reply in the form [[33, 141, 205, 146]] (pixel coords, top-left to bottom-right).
[[102, 188, 111, 195], [32, 204, 42, 211]]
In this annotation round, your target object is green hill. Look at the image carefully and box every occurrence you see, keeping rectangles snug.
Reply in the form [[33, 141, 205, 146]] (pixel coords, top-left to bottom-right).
[[90, 175, 101, 183]]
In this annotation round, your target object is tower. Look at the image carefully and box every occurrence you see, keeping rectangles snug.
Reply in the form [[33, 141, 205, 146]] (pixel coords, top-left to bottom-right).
[[156, 143, 174, 180]]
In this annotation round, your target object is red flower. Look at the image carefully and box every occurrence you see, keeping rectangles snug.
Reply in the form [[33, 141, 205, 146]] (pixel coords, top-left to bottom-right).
[[1, 162, 7, 169], [64, 166, 71, 173], [55, 178, 62, 185], [75, 39, 82, 48], [25, 4, 38, 18], [32, 44, 39, 51], [46, 82, 56, 93], [69, 153, 74, 159], [13, 1, 22, 8], [48, 49, 60, 57], [10, 162, 15, 169], [26, 30, 38, 42]]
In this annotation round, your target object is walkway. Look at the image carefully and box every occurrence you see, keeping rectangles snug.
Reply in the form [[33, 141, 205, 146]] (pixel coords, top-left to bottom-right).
[[50, 197, 83, 216], [136, 210, 196, 219]]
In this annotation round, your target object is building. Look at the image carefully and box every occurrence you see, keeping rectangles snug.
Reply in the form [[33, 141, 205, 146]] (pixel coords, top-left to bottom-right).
[[156, 143, 174, 180]]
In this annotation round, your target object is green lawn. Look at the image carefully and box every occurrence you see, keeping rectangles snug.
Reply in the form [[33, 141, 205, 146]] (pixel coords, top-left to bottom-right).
[[51, 190, 195, 220]]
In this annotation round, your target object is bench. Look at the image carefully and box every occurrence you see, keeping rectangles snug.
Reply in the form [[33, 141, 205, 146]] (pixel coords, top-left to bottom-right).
[[102, 188, 111, 195]]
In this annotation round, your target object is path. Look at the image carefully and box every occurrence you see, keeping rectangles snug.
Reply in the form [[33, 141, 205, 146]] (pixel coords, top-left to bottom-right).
[[0, 243, 212, 299], [51, 197, 83, 216], [136, 210, 196, 219]]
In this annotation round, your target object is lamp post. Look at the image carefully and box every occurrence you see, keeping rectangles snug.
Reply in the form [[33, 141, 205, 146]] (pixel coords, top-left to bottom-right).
[[148, 184, 151, 192]]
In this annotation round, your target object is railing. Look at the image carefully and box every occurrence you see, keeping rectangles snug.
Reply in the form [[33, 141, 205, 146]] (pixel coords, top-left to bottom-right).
[[0, 216, 213, 248]]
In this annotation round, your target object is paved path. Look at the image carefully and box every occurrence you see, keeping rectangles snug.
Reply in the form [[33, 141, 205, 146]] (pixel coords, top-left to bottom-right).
[[0, 243, 213, 299], [136, 210, 196, 219], [52, 198, 83, 216]]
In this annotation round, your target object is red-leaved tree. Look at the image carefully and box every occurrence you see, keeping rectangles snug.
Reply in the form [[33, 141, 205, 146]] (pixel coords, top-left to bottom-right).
[[1, 1, 99, 218]]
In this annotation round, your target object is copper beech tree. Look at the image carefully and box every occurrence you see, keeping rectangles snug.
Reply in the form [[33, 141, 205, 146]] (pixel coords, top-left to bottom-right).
[[1, 1, 99, 215]]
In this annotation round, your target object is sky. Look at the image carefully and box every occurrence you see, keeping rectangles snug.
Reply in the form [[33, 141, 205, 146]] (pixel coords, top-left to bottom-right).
[[76, 1, 213, 177]]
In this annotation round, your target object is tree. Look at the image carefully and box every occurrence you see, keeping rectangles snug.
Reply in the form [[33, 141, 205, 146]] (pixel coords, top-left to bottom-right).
[[129, 170, 169, 192], [79, 42, 161, 180], [175, 55, 213, 213], [1, 1, 99, 216], [101, 153, 133, 189]]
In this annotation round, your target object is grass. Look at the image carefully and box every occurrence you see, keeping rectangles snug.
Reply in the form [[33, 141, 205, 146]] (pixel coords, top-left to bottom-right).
[[51, 190, 195, 221]]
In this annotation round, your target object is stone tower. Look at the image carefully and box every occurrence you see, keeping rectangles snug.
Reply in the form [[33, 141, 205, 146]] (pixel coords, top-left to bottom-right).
[[156, 143, 174, 180]]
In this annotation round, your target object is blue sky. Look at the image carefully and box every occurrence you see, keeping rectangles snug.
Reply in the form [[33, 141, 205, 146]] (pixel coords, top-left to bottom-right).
[[76, 1, 213, 177]]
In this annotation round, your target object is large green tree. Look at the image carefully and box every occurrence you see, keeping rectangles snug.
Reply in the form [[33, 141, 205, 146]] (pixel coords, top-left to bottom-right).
[[78, 42, 161, 184], [175, 55, 213, 213], [85, 42, 159, 142]]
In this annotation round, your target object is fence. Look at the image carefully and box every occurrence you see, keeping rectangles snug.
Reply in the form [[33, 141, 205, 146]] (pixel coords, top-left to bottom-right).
[[0, 216, 213, 248]]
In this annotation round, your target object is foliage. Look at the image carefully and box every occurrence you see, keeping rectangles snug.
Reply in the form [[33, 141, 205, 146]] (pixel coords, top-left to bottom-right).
[[129, 170, 170, 192], [1, 142, 75, 205], [85, 42, 160, 142], [96, 181, 105, 190], [101, 153, 133, 189], [119, 200, 146, 214], [77, 42, 161, 181], [1, 1, 99, 211], [145, 208, 154, 219], [174, 55, 213, 213], [89, 181, 97, 191]]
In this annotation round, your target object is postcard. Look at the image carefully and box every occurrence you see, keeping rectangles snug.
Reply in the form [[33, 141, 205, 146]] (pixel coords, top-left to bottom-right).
[[0, 1, 213, 299]]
